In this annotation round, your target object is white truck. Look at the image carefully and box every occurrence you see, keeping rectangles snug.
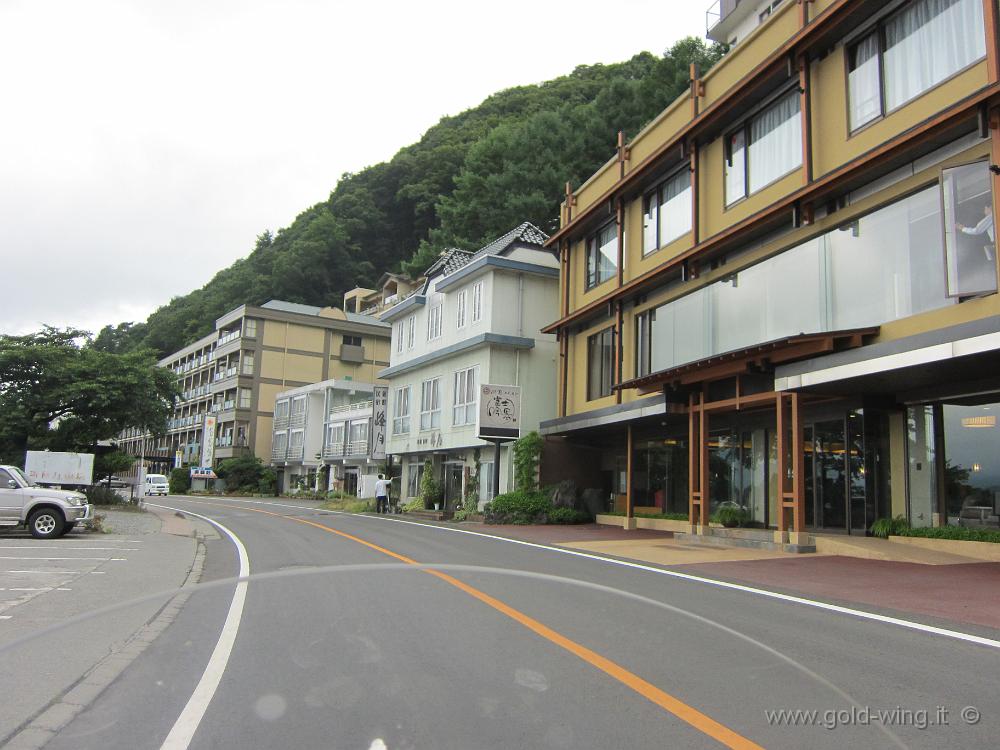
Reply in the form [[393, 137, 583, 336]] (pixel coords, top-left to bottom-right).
[[0, 465, 91, 538]]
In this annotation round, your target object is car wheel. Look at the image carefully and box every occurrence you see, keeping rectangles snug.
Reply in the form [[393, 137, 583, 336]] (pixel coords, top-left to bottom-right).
[[62, 522, 77, 536], [28, 509, 65, 539]]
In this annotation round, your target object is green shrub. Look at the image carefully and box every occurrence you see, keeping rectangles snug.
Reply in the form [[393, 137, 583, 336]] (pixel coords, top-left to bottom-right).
[[401, 498, 424, 513], [83, 485, 129, 505], [258, 468, 277, 496], [711, 506, 751, 528], [513, 431, 543, 492], [169, 468, 191, 495], [548, 507, 592, 524], [419, 460, 442, 508], [898, 525, 1000, 543], [870, 515, 910, 538], [484, 490, 552, 524], [216, 455, 265, 491]]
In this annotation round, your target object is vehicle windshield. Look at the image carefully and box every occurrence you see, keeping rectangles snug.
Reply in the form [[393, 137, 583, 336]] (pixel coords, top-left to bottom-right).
[[147, 475, 167, 483]]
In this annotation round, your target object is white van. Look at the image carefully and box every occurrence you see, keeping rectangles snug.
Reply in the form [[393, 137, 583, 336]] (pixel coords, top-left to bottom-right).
[[144, 474, 169, 496]]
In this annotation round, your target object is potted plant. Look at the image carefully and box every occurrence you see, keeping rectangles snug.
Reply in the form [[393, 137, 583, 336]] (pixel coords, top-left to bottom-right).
[[712, 505, 750, 528]]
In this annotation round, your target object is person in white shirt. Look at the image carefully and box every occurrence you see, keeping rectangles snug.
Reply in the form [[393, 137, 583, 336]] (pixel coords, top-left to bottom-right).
[[957, 204, 995, 261], [374, 474, 390, 513]]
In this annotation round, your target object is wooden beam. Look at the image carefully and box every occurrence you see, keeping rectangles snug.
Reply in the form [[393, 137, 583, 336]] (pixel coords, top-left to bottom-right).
[[688, 392, 698, 525], [776, 393, 787, 533], [984, 0, 1000, 83], [799, 53, 813, 184], [699, 392, 710, 527], [791, 391, 805, 532]]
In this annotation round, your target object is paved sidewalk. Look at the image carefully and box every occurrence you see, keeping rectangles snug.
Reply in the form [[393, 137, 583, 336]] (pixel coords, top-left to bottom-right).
[[0, 507, 203, 745]]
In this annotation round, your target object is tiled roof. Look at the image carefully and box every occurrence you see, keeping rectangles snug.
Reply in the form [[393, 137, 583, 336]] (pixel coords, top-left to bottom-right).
[[424, 247, 474, 278], [471, 222, 549, 261]]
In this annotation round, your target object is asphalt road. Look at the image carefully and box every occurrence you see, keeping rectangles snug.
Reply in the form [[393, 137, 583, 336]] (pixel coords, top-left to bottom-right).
[[36, 495, 1000, 750]]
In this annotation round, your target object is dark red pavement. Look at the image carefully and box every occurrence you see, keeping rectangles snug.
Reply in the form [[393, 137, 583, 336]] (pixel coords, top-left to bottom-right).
[[676, 556, 1000, 631]]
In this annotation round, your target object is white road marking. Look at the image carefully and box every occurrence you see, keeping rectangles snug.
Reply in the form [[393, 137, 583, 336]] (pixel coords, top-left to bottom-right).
[[147, 503, 249, 750], [0, 615, 11, 620], [186, 496, 1000, 651], [0, 546, 138, 551], [6, 570, 79, 574], [0, 556, 120, 561]]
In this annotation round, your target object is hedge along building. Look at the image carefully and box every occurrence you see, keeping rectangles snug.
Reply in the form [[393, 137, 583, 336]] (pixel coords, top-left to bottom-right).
[[379, 223, 560, 510], [540, 0, 1000, 546]]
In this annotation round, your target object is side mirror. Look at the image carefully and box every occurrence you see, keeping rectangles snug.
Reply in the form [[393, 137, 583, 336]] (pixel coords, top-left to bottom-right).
[[7, 480, 17, 490]]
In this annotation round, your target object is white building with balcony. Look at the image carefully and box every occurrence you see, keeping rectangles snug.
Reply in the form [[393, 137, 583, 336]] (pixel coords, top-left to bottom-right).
[[271, 379, 382, 496], [380, 223, 560, 510]]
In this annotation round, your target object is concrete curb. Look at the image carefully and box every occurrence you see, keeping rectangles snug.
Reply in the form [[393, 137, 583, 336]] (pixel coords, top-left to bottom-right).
[[2, 533, 208, 750]]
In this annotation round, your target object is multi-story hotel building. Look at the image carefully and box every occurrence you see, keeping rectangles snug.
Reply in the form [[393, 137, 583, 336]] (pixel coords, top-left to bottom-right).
[[380, 223, 560, 509], [541, 0, 1000, 544], [118, 299, 390, 473]]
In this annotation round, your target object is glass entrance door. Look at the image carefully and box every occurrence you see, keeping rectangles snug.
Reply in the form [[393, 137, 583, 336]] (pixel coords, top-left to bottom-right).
[[807, 411, 869, 533], [444, 463, 464, 510]]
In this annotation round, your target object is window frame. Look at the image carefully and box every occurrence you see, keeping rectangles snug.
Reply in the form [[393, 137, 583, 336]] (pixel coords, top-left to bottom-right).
[[452, 365, 478, 426], [471, 281, 484, 323], [392, 386, 411, 435], [427, 304, 443, 341], [419, 377, 441, 431], [586, 221, 619, 290], [939, 158, 996, 298], [635, 309, 654, 378], [586, 327, 615, 401], [456, 289, 468, 329], [406, 314, 416, 349]]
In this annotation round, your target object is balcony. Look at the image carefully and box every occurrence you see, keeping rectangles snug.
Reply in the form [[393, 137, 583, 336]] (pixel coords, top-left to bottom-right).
[[289, 411, 306, 428], [328, 399, 373, 418], [273, 414, 289, 429], [271, 445, 287, 461], [706, 0, 757, 43], [322, 440, 369, 459]]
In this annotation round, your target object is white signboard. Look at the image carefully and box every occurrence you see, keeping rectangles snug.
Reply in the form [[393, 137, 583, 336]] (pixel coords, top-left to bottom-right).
[[24, 451, 95, 485], [371, 386, 388, 460], [478, 384, 521, 441], [201, 415, 217, 468]]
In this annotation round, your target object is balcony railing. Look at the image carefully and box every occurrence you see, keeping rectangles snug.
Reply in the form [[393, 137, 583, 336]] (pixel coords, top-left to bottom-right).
[[273, 414, 289, 428], [218, 330, 241, 346], [289, 412, 306, 428], [329, 399, 373, 417], [322, 441, 369, 458]]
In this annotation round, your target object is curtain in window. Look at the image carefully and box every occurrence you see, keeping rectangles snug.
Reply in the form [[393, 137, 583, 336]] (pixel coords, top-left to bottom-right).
[[589, 223, 618, 286], [884, 0, 985, 111], [643, 195, 658, 254], [848, 33, 881, 130], [725, 129, 747, 205], [748, 92, 802, 193], [660, 170, 692, 245], [587, 329, 613, 400]]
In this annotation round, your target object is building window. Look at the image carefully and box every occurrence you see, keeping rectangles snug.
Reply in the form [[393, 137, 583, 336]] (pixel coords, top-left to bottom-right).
[[290, 430, 303, 450], [452, 366, 478, 425], [275, 400, 289, 419], [348, 419, 368, 447], [726, 90, 801, 204], [848, 33, 882, 130], [241, 352, 254, 375], [407, 460, 424, 498], [273, 432, 287, 454], [643, 169, 693, 255], [478, 460, 495, 504], [326, 422, 344, 448], [395, 323, 403, 353], [586, 222, 618, 289], [343, 334, 362, 347], [238, 388, 251, 409], [420, 377, 441, 430], [427, 304, 443, 341], [942, 160, 996, 297], [392, 386, 411, 435], [291, 397, 305, 416], [472, 281, 484, 323], [456, 289, 468, 329], [636, 310, 654, 378], [406, 315, 416, 349], [587, 328, 614, 401], [244, 318, 257, 338]]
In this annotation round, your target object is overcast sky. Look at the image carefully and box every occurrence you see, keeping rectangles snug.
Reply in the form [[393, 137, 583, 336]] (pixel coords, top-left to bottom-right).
[[1, 0, 707, 336]]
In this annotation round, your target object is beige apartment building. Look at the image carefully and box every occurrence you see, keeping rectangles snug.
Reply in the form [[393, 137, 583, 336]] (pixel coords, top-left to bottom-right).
[[118, 299, 390, 472]]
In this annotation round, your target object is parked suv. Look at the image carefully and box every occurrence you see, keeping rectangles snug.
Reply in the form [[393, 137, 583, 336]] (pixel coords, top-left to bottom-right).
[[0, 465, 91, 538]]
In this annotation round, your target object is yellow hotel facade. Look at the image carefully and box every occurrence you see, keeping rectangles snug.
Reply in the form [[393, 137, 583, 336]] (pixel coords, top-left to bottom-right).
[[540, 0, 1000, 547]]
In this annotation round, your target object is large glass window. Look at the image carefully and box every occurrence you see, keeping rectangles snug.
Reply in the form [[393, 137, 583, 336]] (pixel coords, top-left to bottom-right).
[[472, 281, 484, 322], [642, 180, 995, 375], [453, 366, 478, 425], [635, 310, 653, 378], [392, 386, 410, 435], [427, 304, 443, 341], [848, 33, 882, 130], [587, 328, 614, 401], [883, 0, 985, 111], [586, 223, 618, 289], [748, 92, 802, 193], [942, 161, 996, 297], [631, 436, 689, 515], [643, 170, 692, 254], [725, 129, 747, 205], [420, 377, 441, 430]]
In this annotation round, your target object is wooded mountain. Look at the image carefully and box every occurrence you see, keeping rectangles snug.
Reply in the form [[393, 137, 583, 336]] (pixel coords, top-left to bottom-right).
[[98, 38, 724, 358]]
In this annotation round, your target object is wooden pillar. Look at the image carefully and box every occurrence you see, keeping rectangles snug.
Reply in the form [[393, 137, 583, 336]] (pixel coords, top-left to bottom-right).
[[615, 301, 624, 404], [558, 332, 567, 418], [689, 63, 704, 118], [625, 423, 634, 525], [688, 392, 698, 527], [689, 141, 700, 246], [983, 0, 999, 82], [798, 53, 813, 184], [776, 393, 788, 538], [699, 391, 710, 528], [797, 0, 812, 27], [790, 392, 805, 534]]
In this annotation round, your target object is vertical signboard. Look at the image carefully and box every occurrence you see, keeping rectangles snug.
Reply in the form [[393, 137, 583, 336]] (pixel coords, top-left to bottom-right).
[[371, 386, 388, 460], [201, 414, 217, 469], [478, 384, 521, 440]]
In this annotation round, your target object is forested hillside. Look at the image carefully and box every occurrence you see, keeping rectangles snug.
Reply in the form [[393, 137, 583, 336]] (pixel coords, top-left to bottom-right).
[[98, 38, 724, 358]]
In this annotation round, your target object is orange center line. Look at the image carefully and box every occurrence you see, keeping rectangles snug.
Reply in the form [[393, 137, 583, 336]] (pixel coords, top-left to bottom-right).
[[188, 499, 765, 750]]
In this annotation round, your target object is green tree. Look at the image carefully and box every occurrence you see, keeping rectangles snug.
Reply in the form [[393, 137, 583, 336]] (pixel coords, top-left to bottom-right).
[[216, 455, 266, 492], [0, 328, 178, 464], [94, 450, 136, 484]]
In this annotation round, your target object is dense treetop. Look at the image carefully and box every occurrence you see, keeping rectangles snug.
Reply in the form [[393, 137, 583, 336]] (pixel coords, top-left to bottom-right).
[[106, 39, 724, 357]]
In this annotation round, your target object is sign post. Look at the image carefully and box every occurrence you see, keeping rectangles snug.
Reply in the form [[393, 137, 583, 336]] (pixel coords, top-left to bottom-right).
[[371, 386, 388, 461], [477, 384, 521, 500]]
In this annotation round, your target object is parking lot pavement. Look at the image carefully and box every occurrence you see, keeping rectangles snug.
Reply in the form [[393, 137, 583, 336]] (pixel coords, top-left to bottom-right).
[[0, 508, 204, 744]]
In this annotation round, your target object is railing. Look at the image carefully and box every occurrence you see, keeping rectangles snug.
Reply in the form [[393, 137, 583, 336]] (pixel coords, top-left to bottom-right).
[[218, 330, 241, 346], [321, 441, 369, 458], [289, 412, 306, 428], [286, 446, 304, 461], [271, 446, 287, 460], [216, 436, 249, 448], [273, 415, 289, 428], [329, 399, 373, 416], [706, 0, 721, 35]]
